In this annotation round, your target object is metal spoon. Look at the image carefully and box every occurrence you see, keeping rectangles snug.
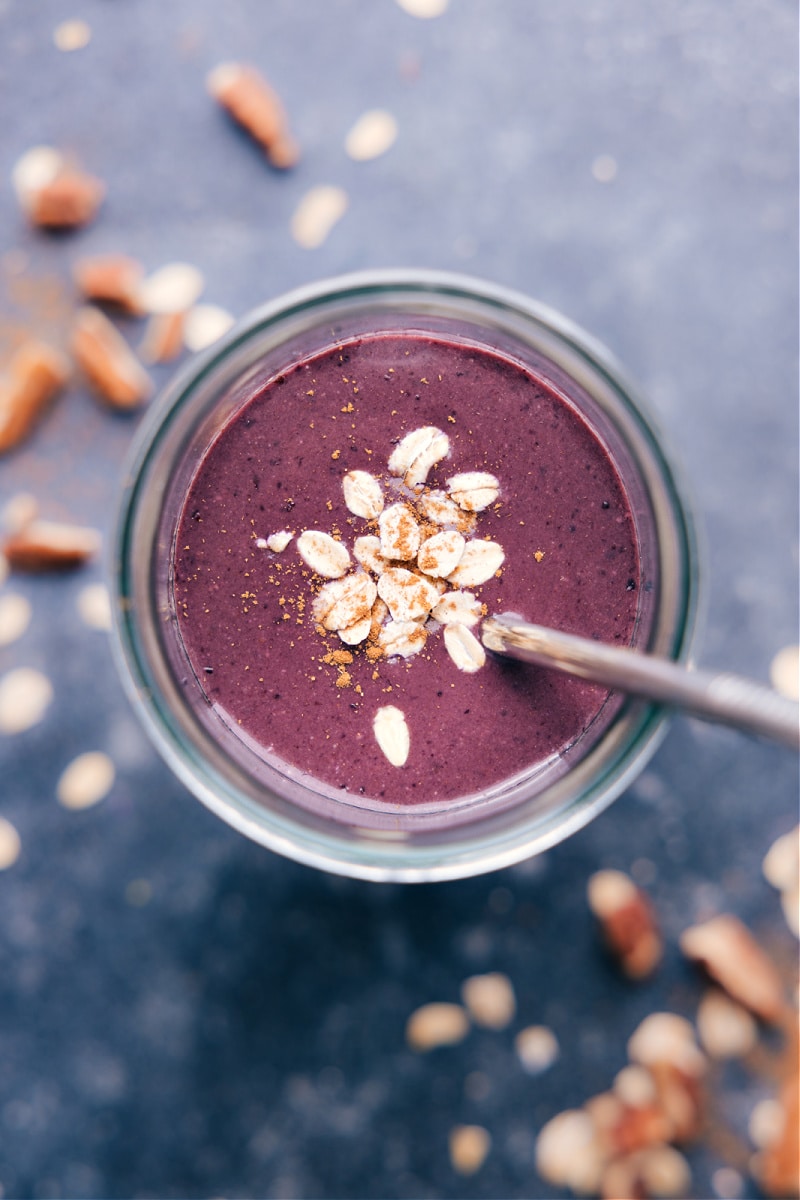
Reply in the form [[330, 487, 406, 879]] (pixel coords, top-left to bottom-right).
[[481, 613, 800, 750]]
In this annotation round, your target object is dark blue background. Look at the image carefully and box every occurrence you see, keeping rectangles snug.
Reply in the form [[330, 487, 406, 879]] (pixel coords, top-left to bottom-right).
[[0, 2, 797, 1196]]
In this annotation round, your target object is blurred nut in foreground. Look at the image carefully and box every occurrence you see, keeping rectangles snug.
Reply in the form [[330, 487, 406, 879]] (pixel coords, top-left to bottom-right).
[[460, 972, 516, 1030], [535, 1109, 605, 1194], [405, 1002, 469, 1051], [72, 306, 152, 409], [587, 868, 663, 979], [679, 914, 786, 1023], [752, 1074, 800, 1199], [448, 1124, 491, 1175], [600, 1144, 691, 1200], [72, 254, 145, 313], [13, 146, 105, 228], [0, 340, 70, 453], [696, 989, 758, 1059], [3, 520, 101, 571], [627, 1013, 706, 1078]]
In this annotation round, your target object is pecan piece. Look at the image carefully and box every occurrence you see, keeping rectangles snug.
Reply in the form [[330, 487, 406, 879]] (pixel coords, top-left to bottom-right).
[[72, 306, 152, 409], [207, 62, 299, 168], [0, 340, 70, 453], [588, 869, 663, 979], [679, 914, 786, 1023], [3, 519, 100, 571]]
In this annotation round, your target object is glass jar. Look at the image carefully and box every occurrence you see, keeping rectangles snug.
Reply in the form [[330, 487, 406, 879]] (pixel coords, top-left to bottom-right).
[[111, 270, 698, 882]]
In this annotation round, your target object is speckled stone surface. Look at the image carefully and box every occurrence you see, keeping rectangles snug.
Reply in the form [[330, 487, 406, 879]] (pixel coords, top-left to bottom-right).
[[0, 2, 797, 1198]]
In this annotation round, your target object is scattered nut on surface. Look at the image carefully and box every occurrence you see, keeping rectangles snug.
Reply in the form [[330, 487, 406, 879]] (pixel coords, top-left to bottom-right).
[[344, 109, 398, 161], [751, 1076, 800, 1199], [0, 667, 53, 734], [613, 1064, 659, 1109], [373, 704, 410, 766], [601, 1144, 691, 1200], [208, 61, 299, 168], [388, 426, 450, 488], [448, 1124, 491, 1176], [13, 146, 105, 228], [679, 914, 786, 1023], [461, 972, 516, 1029], [515, 1025, 560, 1074], [56, 751, 115, 810], [297, 530, 351, 578], [0, 340, 71, 453], [405, 1001, 469, 1051], [696, 989, 758, 1059], [0, 816, 21, 869], [587, 868, 663, 979], [72, 306, 152, 409], [749, 1097, 786, 1151], [290, 185, 348, 249], [72, 254, 145, 313], [443, 622, 485, 673], [0, 593, 32, 646], [535, 1109, 603, 1192], [627, 1012, 706, 1077], [3, 519, 100, 571]]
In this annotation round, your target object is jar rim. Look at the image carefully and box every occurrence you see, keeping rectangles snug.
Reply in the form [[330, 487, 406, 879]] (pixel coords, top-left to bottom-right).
[[111, 269, 700, 882]]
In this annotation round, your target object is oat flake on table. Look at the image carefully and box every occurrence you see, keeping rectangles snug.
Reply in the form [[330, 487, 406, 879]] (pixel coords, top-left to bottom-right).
[[184, 304, 235, 352], [290, 186, 348, 249], [138, 263, 205, 315], [0, 816, 21, 870], [515, 1024, 560, 1074], [56, 751, 115, 810], [0, 667, 53, 734], [344, 110, 398, 161], [53, 19, 92, 51], [394, 0, 449, 17], [0, 593, 32, 646], [769, 644, 799, 700], [77, 582, 112, 631], [448, 1124, 491, 1176]]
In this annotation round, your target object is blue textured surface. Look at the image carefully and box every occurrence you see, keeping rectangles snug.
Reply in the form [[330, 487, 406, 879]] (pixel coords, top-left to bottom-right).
[[0, 2, 797, 1197]]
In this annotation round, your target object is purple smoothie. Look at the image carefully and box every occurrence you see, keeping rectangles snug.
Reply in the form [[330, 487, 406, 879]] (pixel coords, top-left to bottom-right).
[[173, 332, 640, 807]]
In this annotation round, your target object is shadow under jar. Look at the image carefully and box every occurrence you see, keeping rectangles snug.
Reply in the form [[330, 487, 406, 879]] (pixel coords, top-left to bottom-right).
[[112, 270, 698, 882]]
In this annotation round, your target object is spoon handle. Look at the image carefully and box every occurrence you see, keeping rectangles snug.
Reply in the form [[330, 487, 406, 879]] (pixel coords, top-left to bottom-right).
[[481, 614, 800, 750]]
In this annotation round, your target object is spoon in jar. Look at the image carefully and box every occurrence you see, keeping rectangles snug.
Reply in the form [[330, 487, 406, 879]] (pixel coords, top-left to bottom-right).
[[481, 613, 800, 750]]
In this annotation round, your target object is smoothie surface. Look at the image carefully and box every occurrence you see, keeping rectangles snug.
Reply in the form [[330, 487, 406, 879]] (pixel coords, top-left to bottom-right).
[[173, 333, 641, 806]]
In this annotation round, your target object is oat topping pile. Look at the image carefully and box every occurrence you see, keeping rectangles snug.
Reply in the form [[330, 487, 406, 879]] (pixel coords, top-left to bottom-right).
[[260, 424, 504, 767]]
